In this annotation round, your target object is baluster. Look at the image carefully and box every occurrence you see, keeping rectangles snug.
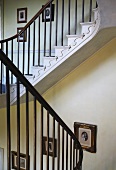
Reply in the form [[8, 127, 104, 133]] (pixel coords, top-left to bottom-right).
[[28, 26, 30, 74], [6, 66, 11, 170], [49, 2, 52, 57], [23, 38, 25, 75], [34, 97, 37, 170], [17, 40, 20, 70], [47, 111, 49, 170], [66, 133, 68, 170], [55, 0, 58, 46], [11, 40, 13, 84], [33, 21, 35, 66], [26, 89, 29, 170], [61, 0, 64, 46], [68, 0, 71, 35], [79, 149, 83, 169], [96, 1, 98, 8], [82, 0, 85, 22], [6, 41, 8, 57], [1, 42, 3, 51], [70, 137, 72, 170], [62, 128, 64, 170], [73, 140, 75, 169], [76, 148, 78, 169], [41, 105, 43, 170], [89, 0, 92, 22], [1, 43, 3, 93], [52, 117, 55, 170], [38, 16, 40, 65], [75, 0, 77, 34], [17, 78, 20, 170], [0, 61, 2, 94], [44, 8, 46, 57], [57, 123, 60, 170]]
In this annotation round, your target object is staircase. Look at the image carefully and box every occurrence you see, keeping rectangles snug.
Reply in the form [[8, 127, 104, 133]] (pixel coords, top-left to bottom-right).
[[0, 0, 116, 169], [0, 0, 99, 106], [0, 50, 83, 169]]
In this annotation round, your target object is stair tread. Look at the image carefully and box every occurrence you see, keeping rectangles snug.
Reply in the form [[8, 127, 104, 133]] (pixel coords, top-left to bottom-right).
[[80, 21, 95, 25], [66, 34, 84, 38], [54, 45, 70, 49]]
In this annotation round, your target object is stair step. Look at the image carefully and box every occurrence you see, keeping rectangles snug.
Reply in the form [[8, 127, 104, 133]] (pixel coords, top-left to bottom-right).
[[54, 46, 71, 58], [80, 21, 96, 34], [31, 65, 45, 78], [43, 56, 58, 68], [24, 74, 34, 83], [66, 34, 85, 47]]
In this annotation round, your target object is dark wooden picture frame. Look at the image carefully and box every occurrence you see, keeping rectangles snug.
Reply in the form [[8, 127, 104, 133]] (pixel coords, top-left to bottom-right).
[[42, 4, 55, 22], [17, 8, 27, 23], [43, 136, 57, 157], [74, 122, 97, 153], [17, 27, 27, 42], [11, 151, 30, 170]]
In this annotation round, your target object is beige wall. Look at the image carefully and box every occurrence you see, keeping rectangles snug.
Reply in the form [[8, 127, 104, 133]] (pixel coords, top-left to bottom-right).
[[4, 0, 46, 38], [0, 38, 116, 169], [43, 38, 116, 170]]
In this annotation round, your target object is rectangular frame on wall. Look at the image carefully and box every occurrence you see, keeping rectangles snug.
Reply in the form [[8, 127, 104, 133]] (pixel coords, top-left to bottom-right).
[[74, 122, 97, 153], [11, 151, 30, 170], [17, 27, 27, 42], [42, 4, 55, 22], [17, 8, 27, 23], [43, 136, 57, 157]]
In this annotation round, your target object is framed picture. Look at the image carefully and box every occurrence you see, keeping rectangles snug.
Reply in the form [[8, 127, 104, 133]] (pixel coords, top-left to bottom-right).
[[43, 136, 57, 157], [17, 27, 27, 42], [11, 151, 30, 170], [74, 122, 97, 153], [42, 4, 55, 22], [17, 8, 27, 23]]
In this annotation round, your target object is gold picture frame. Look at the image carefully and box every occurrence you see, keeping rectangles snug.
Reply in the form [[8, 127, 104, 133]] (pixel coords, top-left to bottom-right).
[[74, 122, 97, 153]]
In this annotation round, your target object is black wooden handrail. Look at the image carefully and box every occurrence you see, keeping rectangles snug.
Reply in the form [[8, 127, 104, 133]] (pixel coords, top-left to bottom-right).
[[0, 0, 53, 43], [0, 49, 83, 165]]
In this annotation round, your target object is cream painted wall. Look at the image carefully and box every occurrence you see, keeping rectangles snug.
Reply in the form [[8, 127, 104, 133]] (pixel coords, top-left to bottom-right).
[[42, 38, 116, 170], [4, 0, 47, 38], [0, 38, 116, 169]]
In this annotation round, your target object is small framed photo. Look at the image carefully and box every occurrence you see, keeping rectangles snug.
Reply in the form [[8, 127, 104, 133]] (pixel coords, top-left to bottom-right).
[[11, 151, 30, 170], [42, 4, 55, 22], [74, 122, 97, 153], [17, 8, 27, 23], [17, 27, 27, 42], [43, 136, 57, 157]]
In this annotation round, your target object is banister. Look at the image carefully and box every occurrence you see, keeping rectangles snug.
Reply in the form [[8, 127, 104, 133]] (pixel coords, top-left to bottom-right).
[[0, 49, 83, 165], [0, 0, 53, 43]]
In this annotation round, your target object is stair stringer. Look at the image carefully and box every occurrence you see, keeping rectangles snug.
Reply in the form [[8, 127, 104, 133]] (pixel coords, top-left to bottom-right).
[[8, 8, 100, 106]]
